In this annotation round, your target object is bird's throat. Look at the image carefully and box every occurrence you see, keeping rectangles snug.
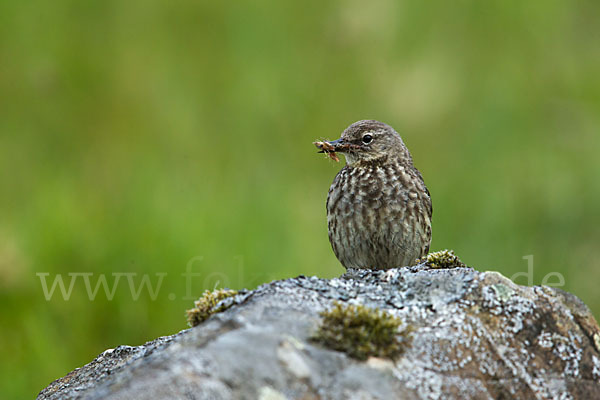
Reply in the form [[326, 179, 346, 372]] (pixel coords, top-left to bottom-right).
[[347, 154, 390, 169]]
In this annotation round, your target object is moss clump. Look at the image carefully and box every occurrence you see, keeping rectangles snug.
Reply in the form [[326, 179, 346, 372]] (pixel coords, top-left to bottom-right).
[[418, 249, 466, 269], [311, 302, 412, 361], [186, 289, 238, 327]]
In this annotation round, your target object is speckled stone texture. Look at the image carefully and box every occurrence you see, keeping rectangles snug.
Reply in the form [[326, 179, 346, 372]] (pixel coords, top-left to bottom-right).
[[38, 266, 600, 400]]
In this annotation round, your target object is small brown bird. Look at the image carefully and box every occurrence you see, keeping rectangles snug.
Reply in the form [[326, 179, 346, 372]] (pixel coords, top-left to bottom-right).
[[315, 120, 432, 270]]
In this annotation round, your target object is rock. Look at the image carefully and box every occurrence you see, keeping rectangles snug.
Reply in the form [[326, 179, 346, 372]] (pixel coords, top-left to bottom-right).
[[37, 266, 600, 400]]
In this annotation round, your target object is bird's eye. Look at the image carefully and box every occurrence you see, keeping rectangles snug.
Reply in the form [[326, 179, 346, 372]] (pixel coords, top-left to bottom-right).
[[362, 134, 373, 144]]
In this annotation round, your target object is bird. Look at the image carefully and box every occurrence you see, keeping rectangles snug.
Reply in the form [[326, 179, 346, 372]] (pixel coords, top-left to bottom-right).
[[314, 120, 432, 270]]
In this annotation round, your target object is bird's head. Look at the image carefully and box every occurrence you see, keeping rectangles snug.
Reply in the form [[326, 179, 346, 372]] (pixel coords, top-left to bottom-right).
[[316, 120, 411, 168]]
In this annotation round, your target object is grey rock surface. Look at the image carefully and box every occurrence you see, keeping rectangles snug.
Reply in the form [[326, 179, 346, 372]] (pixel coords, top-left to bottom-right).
[[38, 266, 600, 400]]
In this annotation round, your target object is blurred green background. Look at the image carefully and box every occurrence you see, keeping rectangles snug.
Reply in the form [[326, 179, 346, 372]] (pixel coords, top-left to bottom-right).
[[1, 0, 599, 397]]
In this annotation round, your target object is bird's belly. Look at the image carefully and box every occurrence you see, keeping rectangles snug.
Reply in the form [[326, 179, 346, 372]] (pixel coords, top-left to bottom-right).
[[327, 191, 424, 269]]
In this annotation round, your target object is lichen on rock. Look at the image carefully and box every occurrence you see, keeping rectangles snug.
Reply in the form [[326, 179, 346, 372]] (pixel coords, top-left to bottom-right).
[[311, 301, 412, 361], [186, 288, 238, 327], [418, 249, 466, 269]]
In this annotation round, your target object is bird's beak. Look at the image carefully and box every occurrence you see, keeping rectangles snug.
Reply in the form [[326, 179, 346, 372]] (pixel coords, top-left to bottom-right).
[[315, 138, 356, 154], [318, 138, 343, 153], [326, 139, 343, 146]]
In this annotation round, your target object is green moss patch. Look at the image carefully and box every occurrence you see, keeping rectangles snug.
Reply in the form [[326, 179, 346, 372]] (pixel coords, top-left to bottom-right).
[[419, 249, 466, 269], [186, 289, 238, 327], [311, 302, 412, 361]]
